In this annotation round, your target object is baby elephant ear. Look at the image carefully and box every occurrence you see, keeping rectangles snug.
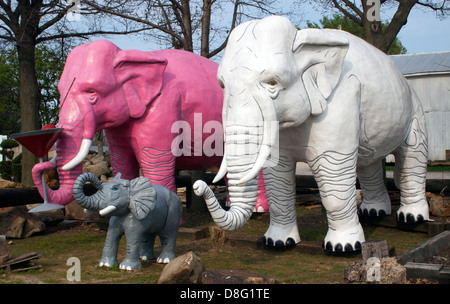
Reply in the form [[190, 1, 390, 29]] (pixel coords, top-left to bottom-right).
[[129, 177, 157, 220]]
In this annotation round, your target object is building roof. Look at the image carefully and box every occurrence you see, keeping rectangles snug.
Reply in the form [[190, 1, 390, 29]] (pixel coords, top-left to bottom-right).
[[390, 51, 450, 76]]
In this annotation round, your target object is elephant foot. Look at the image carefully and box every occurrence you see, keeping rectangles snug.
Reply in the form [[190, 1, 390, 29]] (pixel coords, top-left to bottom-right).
[[359, 199, 391, 218], [263, 223, 300, 248], [99, 257, 118, 268], [157, 253, 176, 264], [140, 254, 156, 261], [359, 204, 390, 218], [119, 259, 143, 271], [324, 223, 364, 252], [396, 201, 429, 223], [140, 250, 156, 261], [253, 196, 269, 213]]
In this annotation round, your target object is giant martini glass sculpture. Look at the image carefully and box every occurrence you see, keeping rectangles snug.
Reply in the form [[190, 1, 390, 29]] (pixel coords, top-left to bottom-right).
[[11, 125, 64, 212]]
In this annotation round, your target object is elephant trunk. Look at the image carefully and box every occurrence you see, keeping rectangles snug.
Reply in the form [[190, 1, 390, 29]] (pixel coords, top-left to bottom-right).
[[195, 125, 271, 230], [72, 172, 104, 211], [193, 163, 259, 231], [197, 93, 278, 231], [31, 99, 95, 207]]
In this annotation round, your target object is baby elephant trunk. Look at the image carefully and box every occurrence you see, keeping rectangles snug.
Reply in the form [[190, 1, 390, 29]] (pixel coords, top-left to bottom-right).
[[73, 172, 105, 211]]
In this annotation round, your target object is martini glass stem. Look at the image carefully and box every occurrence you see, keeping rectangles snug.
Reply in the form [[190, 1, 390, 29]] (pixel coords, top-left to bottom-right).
[[39, 157, 48, 204]]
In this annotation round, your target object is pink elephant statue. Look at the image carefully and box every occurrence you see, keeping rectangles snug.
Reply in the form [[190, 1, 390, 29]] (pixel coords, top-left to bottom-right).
[[32, 40, 268, 212]]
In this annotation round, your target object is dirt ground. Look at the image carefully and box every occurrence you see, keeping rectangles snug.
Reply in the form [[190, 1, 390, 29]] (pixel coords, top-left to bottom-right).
[[0, 204, 432, 284]]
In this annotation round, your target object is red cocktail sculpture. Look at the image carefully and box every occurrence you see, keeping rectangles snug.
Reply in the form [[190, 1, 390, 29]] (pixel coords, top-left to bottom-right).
[[11, 125, 64, 212]]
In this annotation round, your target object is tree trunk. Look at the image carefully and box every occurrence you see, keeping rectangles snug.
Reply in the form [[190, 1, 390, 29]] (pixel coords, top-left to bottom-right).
[[363, 0, 417, 54], [179, 0, 194, 52], [17, 36, 40, 186], [201, 0, 212, 58]]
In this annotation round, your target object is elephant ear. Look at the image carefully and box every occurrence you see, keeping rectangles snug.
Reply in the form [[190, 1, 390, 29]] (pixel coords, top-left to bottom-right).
[[113, 50, 168, 118], [129, 177, 157, 220], [293, 29, 349, 116]]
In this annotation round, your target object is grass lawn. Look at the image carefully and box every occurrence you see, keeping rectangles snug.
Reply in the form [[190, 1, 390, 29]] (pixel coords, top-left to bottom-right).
[[0, 205, 430, 284]]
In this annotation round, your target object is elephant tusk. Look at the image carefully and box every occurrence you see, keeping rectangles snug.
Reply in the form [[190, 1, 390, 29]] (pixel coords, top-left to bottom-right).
[[238, 120, 278, 185], [238, 143, 272, 185], [62, 139, 92, 171], [213, 148, 228, 183], [99, 205, 117, 216]]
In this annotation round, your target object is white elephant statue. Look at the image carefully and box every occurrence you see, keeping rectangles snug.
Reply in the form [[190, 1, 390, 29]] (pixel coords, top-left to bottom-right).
[[193, 15, 429, 252]]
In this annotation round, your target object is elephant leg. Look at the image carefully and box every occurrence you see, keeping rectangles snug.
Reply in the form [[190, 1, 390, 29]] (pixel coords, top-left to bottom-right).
[[138, 147, 176, 192], [140, 233, 156, 261], [157, 232, 177, 263], [308, 149, 364, 252], [254, 170, 269, 213], [263, 154, 300, 247], [357, 160, 391, 217], [392, 113, 429, 223], [99, 216, 123, 268], [105, 128, 140, 180], [120, 229, 143, 270]]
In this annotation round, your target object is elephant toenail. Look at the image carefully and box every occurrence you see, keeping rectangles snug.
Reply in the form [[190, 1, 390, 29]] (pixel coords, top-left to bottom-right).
[[406, 213, 415, 223], [378, 210, 386, 217], [362, 209, 369, 217], [286, 238, 296, 247], [344, 243, 353, 252], [397, 212, 405, 222], [275, 240, 284, 247], [325, 241, 333, 251], [267, 237, 274, 246], [417, 214, 424, 222], [369, 209, 377, 217], [354, 241, 362, 251], [334, 243, 343, 252]]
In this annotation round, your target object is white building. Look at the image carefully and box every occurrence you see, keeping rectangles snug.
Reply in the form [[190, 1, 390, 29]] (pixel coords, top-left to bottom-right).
[[390, 51, 450, 162]]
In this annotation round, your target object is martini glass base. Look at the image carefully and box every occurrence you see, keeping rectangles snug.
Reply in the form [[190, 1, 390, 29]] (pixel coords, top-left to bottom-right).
[[29, 202, 65, 213]]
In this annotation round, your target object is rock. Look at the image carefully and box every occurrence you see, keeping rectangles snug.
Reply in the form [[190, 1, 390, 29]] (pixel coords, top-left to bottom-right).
[[343, 257, 406, 284], [0, 179, 27, 188], [427, 192, 450, 217], [84, 161, 111, 178], [380, 257, 406, 284], [0, 206, 45, 238], [34, 209, 65, 225], [201, 270, 280, 284], [65, 200, 101, 222], [157, 251, 206, 284], [0, 235, 11, 265], [44, 167, 59, 189], [65, 201, 87, 220], [89, 154, 105, 165], [343, 262, 364, 282]]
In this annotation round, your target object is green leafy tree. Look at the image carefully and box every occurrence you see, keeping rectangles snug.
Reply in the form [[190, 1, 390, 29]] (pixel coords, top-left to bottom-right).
[[0, 138, 19, 181], [0, 49, 20, 135], [307, 14, 407, 54], [35, 46, 65, 126], [0, 45, 65, 136], [0, 0, 149, 185]]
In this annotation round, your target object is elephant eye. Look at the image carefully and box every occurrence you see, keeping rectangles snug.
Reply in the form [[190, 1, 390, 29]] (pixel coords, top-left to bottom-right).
[[88, 89, 96, 94], [267, 80, 278, 86], [111, 186, 119, 191]]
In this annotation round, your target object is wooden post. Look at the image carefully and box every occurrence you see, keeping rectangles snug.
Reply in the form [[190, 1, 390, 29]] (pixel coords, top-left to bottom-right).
[[362, 240, 389, 263]]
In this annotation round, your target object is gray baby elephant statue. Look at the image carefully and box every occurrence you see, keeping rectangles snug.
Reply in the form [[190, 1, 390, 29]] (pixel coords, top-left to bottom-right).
[[72, 172, 182, 270]]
